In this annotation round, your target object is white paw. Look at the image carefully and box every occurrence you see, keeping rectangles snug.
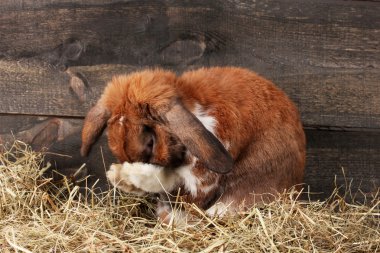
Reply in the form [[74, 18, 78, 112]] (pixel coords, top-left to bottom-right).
[[156, 203, 188, 227], [106, 163, 122, 186], [121, 162, 179, 193], [106, 163, 145, 195], [206, 202, 230, 218]]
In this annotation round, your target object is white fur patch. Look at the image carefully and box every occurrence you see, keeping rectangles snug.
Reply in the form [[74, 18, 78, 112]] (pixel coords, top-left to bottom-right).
[[109, 157, 200, 196], [192, 103, 217, 135], [122, 162, 179, 193], [156, 203, 171, 217], [224, 141, 231, 150], [106, 164, 145, 195], [206, 202, 230, 218], [157, 204, 187, 227], [118, 116, 125, 125], [175, 158, 199, 196]]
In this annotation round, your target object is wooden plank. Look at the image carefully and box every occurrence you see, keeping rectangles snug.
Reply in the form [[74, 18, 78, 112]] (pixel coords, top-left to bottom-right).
[[0, 114, 51, 133], [1, 115, 379, 200], [0, 60, 139, 117], [305, 129, 380, 201], [280, 71, 380, 129], [1, 60, 380, 129], [0, 0, 379, 129]]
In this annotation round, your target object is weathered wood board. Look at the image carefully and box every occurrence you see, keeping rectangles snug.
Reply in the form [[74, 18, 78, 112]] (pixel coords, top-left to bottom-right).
[[1, 0, 379, 128], [1, 60, 380, 130], [305, 129, 380, 201], [0, 0, 379, 201]]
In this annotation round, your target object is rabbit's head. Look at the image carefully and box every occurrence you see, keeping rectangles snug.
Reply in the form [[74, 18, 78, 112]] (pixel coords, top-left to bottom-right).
[[81, 69, 233, 173]]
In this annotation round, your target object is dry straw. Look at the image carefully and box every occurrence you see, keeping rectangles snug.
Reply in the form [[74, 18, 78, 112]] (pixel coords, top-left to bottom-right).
[[0, 141, 379, 252]]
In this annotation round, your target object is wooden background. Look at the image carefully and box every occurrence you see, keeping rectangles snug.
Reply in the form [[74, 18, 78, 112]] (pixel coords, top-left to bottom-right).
[[0, 0, 379, 201]]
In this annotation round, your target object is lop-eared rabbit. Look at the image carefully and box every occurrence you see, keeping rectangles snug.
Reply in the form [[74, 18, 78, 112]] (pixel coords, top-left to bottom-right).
[[81, 67, 306, 222]]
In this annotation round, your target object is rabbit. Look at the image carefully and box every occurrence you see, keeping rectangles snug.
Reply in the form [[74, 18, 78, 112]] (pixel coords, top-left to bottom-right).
[[81, 67, 306, 222]]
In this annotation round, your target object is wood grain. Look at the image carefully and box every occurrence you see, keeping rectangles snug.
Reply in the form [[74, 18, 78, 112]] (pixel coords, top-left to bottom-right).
[[1, 60, 380, 129], [0, 60, 138, 117], [305, 129, 380, 201], [0, 0, 379, 129]]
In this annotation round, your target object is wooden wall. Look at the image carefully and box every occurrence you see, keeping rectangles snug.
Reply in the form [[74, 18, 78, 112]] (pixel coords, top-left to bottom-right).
[[0, 0, 379, 201]]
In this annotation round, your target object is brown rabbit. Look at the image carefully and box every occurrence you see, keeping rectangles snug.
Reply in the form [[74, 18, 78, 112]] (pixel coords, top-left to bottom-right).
[[81, 67, 306, 222]]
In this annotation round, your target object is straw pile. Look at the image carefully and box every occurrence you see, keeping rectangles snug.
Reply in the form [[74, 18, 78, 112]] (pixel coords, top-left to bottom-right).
[[0, 141, 379, 252]]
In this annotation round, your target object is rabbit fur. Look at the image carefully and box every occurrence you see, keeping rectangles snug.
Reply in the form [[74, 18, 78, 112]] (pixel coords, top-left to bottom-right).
[[81, 67, 306, 221]]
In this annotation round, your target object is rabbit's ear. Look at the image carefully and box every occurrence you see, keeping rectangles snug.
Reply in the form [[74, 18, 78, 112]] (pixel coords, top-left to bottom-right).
[[163, 101, 233, 174], [81, 102, 111, 156]]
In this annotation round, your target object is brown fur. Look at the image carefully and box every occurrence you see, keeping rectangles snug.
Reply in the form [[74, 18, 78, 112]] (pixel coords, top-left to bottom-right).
[[82, 67, 306, 213], [97, 70, 188, 168], [177, 67, 305, 207]]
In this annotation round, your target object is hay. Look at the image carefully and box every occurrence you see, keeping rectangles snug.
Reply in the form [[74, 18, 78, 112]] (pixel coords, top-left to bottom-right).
[[0, 141, 379, 252]]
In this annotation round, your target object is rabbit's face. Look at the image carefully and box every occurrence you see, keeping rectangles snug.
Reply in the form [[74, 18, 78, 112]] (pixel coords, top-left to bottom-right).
[[107, 106, 187, 169]]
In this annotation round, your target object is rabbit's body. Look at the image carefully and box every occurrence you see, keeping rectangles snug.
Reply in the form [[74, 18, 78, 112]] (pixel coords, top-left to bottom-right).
[[82, 67, 306, 220], [179, 67, 305, 196]]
